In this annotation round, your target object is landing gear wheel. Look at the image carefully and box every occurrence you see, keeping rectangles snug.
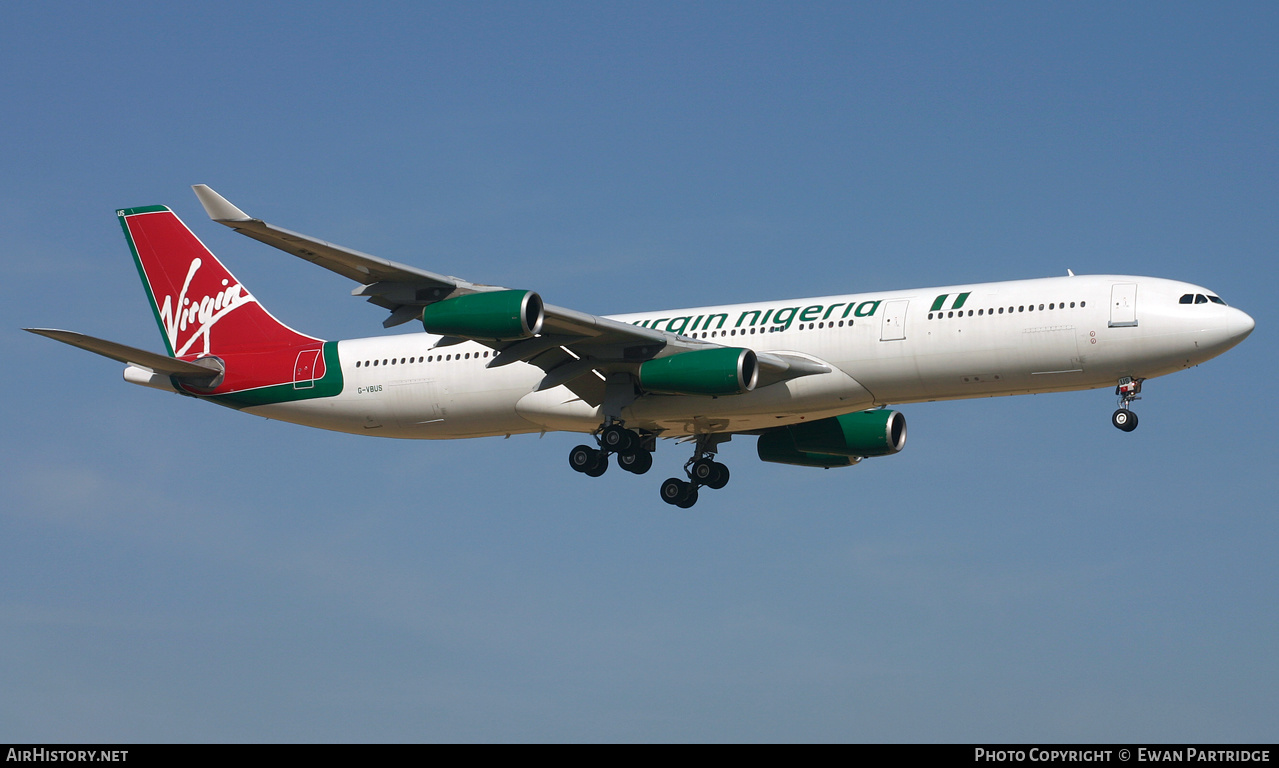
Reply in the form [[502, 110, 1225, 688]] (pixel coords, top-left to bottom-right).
[[569, 444, 608, 475], [704, 463, 730, 490], [601, 424, 637, 453], [569, 444, 595, 473], [617, 449, 653, 475], [690, 458, 718, 484], [660, 477, 698, 507], [1111, 409, 1138, 432], [690, 458, 730, 490], [584, 452, 609, 477]]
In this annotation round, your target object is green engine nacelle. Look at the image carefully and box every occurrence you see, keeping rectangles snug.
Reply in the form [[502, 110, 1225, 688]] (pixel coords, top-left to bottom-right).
[[756, 410, 907, 467], [638, 347, 759, 396], [756, 430, 861, 468], [420, 290, 544, 340]]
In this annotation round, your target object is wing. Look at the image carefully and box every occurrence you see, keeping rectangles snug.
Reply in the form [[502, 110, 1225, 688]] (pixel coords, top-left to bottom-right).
[[192, 185, 827, 405], [192, 184, 466, 325]]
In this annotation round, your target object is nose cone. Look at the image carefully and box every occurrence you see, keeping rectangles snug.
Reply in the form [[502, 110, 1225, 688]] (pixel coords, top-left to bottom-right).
[[1228, 307, 1256, 344], [1194, 306, 1254, 362]]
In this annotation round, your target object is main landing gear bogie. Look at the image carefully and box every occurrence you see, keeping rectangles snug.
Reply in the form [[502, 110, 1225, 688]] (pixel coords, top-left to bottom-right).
[[658, 458, 728, 509], [658, 436, 731, 508], [567, 425, 731, 508], [569, 423, 654, 479]]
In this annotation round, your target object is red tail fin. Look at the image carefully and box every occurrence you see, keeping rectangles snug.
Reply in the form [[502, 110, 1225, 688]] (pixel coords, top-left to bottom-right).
[[118, 206, 320, 357]]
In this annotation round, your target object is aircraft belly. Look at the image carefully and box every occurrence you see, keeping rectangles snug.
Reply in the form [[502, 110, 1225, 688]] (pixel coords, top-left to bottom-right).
[[243, 396, 386, 435], [515, 386, 603, 432], [387, 377, 444, 425], [434, 384, 540, 438], [1086, 326, 1219, 380]]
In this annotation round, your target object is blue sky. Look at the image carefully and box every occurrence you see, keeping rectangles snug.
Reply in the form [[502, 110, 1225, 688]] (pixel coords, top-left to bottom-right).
[[2, 2, 1276, 742]]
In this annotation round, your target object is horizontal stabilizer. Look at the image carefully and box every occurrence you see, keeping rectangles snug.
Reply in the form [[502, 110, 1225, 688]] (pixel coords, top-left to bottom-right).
[[24, 328, 222, 380]]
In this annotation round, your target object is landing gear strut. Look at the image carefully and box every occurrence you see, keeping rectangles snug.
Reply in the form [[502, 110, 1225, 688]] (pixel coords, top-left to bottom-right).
[[1112, 377, 1143, 432], [659, 434, 731, 509]]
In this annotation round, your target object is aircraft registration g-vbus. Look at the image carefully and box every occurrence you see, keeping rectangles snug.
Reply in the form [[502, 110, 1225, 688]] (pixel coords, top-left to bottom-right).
[[28, 186, 1254, 507]]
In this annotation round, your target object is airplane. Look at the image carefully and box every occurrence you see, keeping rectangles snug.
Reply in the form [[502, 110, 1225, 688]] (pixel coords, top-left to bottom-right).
[[27, 186, 1255, 507]]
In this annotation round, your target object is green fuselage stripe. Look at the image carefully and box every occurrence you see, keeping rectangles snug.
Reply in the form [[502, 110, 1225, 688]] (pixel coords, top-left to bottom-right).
[[203, 342, 345, 408]]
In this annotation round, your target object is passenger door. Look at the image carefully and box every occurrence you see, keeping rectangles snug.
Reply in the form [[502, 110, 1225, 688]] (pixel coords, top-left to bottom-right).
[[1109, 283, 1138, 328], [879, 300, 909, 341]]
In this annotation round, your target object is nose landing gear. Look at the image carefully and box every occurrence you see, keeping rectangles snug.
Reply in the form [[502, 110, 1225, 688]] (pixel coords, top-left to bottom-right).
[[1111, 377, 1143, 432]]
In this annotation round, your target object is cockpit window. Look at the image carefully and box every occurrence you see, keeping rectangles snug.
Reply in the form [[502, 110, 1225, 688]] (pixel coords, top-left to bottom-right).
[[1181, 293, 1228, 306]]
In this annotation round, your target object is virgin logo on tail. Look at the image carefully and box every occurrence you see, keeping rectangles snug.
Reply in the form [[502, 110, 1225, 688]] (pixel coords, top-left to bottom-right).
[[123, 206, 322, 360], [158, 257, 255, 356]]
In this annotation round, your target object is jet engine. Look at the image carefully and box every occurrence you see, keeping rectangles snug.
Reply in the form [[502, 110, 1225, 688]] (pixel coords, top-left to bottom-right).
[[420, 289, 544, 340], [757, 409, 906, 467], [638, 347, 759, 396]]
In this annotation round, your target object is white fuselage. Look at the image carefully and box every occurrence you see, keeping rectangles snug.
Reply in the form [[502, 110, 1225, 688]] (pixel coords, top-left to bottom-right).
[[245, 274, 1254, 439]]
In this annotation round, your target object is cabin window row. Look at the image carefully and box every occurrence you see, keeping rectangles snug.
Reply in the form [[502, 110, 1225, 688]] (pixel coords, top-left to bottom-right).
[[928, 301, 1085, 320], [354, 350, 492, 368], [686, 320, 854, 339]]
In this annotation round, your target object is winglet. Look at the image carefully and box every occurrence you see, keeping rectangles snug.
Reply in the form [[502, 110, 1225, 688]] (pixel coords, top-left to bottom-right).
[[192, 184, 252, 222]]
